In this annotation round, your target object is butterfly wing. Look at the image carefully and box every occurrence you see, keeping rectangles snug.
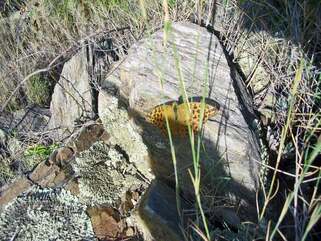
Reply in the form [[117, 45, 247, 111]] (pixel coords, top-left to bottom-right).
[[146, 98, 220, 137], [146, 105, 164, 127], [146, 104, 176, 136], [188, 102, 219, 132]]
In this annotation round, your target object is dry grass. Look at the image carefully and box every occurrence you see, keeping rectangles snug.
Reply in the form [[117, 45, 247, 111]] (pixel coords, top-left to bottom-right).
[[0, 1, 194, 184], [201, 1, 321, 240], [157, 0, 321, 240], [0, 0, 193, 112]]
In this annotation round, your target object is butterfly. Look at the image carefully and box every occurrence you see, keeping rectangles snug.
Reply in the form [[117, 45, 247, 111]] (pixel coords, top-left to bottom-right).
[[146, 96, 220, 137]]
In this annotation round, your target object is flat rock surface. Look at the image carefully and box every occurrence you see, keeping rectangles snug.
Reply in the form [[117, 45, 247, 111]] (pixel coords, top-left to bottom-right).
[[102, 22, 261, 210], [0, 176, 32, 207], [48, 47, 93, 138]]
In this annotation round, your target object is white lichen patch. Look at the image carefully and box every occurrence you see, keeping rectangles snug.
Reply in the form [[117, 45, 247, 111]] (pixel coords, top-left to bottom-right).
[[72, 141, 144, 206], [99, 94, 154, 181], [0, 186, 96, 241]]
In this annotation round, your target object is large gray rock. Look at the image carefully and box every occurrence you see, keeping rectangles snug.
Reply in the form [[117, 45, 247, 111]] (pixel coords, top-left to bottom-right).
[[98, 91, 154, 182], [100, 22, 261, 215], [138, 180, 189, 241], [203, 1, 280, 122], [48, 47, 93, 138]]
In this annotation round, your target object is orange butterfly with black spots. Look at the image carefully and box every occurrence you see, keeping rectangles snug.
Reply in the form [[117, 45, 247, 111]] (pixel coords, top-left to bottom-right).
[[146, 96, 220, 137]]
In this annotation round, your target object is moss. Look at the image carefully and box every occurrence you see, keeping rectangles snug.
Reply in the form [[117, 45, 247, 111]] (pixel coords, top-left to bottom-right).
[[0, 141, 57, 186], [26, 74, 53, 107], [21, 143, 59, 178], [0, 187, 96, 241], [24, 143, 56, 157]]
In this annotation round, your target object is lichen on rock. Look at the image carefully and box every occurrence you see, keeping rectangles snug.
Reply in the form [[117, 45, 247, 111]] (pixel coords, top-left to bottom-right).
[[72, 141, 146, 206], [98, 92, 154, 181], [0, 187, 96, 241]]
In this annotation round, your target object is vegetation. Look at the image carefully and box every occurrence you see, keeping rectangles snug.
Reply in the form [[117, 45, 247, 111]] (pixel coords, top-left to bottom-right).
[[26, 74, 53, 106], [0, 0, 320, 240], [24, 143, 58, 157]]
